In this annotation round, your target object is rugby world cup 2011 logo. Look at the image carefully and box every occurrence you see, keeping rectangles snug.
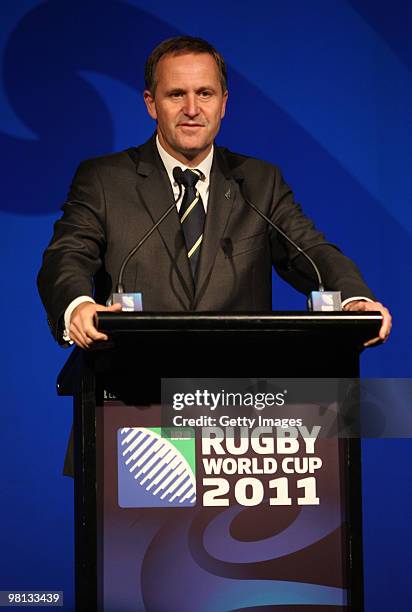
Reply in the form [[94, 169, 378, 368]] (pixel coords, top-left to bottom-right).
[[118, 428, 196, 507]]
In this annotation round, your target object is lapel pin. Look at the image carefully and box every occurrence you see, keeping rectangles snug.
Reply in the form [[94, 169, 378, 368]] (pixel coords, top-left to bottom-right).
[[225, 187, 231, 199]]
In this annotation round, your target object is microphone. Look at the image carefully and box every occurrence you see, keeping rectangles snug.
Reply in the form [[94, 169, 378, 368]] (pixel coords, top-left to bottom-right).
[[233, 178, 342, 311], [113, 167, 185, 305], [172, 166, 186, 188]]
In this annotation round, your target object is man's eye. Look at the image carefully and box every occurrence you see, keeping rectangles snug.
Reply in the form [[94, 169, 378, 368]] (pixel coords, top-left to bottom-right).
[[170, 92, 183, 98], [199, 91, 212, 98]]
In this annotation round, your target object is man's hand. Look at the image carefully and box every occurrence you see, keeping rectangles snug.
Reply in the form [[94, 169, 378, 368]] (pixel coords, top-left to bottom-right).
[[69, 302, 122, 349], [343, 300, 392, 347]]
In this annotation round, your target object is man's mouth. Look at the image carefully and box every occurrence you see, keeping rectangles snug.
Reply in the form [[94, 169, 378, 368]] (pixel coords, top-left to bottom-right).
[[177, 122, 205, 128]]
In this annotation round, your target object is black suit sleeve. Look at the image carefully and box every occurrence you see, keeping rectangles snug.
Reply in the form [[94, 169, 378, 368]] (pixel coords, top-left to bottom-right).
[[37, 160, 107, 342]]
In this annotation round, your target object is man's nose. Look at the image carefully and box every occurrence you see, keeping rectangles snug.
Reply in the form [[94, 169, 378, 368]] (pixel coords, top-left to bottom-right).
[[183, 94, 199, 117]]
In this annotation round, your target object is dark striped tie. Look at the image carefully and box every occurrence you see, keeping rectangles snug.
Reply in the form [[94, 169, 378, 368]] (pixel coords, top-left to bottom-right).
[[178, 169, 206, 279]]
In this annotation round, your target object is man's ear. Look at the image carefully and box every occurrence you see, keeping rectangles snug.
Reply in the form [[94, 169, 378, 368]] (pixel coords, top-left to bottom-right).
[[143, 90, 157, 120], [221, 90, 228, 119]]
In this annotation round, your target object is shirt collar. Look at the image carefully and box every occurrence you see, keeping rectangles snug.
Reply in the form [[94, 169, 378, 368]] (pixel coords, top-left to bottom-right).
[[156, 135, 213, 185]]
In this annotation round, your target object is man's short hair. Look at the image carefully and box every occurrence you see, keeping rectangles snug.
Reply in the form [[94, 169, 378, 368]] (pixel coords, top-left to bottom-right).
[[145, 36, 228, 94]]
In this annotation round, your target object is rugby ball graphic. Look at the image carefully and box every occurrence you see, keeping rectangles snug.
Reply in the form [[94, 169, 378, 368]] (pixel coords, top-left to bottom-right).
[[118, 427, 196, 507]]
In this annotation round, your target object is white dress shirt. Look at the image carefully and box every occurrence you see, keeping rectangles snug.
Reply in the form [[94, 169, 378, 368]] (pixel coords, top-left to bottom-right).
[[155, 135, 213, 211]]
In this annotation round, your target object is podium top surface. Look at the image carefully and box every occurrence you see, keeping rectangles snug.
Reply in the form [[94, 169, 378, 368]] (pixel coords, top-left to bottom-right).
[[57, 312, 382, 395], [96, 310, 382, 333]]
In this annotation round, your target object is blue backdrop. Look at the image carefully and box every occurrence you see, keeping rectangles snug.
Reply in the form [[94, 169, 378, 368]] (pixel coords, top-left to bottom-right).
[[0, 1, 411, 610]]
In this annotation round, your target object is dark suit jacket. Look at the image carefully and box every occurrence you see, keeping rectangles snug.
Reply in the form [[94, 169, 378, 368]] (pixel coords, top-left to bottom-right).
[[37, 135, 374, 343]]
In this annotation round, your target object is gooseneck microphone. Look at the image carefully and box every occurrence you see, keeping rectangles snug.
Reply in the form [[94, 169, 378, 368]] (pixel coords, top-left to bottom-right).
[[234, 178, 324, 290], [234, 178, 342, 310], [115, 167, 184, 293]]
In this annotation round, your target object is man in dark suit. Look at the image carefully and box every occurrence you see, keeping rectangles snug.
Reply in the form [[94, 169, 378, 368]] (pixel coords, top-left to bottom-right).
[[37, 36, 391, 348]]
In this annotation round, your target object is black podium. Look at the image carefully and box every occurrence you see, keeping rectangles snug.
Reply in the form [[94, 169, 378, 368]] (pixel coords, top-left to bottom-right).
[[58, 311, 381, 612]]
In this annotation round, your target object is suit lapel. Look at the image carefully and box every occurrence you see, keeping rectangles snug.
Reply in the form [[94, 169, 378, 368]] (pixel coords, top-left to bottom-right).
[[132, 137, 194, 305], [194, 148, 235, 305]]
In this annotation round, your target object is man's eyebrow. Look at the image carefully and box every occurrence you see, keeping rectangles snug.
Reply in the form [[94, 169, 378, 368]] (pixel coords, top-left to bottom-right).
[[166, 87, 186, 94]]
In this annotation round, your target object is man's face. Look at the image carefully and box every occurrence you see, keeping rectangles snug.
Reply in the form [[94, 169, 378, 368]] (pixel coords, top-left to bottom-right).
[[144, 52, 228, 166]]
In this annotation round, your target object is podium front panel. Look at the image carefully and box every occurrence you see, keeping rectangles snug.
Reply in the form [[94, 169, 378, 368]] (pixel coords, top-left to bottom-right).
[[96, 398, 352, 611]]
